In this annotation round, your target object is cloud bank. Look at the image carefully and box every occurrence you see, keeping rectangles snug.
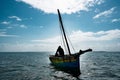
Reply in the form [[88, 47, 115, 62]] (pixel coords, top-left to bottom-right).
[[32, 29, 120, 43], [16, 0, 104, 14], [1, 29, 120, 52], [31, 29, 120, 51]]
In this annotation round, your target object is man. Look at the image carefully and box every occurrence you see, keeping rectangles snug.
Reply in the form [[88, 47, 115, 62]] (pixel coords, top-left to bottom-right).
[[55, 46, 64, 56]]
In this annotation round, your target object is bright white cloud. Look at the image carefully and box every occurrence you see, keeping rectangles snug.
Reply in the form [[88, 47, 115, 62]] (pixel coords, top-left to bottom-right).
[[9, 16, 22, 21], [93, 7, 116, 19], [0, 31, 18, 37], [112, 18, 120, 22], [16, 0, 104, 14], [1, 21, 10, 25]]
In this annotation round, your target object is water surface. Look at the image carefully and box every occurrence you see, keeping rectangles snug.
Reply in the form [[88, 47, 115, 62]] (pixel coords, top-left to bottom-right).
[[0, 52, 120, 80]]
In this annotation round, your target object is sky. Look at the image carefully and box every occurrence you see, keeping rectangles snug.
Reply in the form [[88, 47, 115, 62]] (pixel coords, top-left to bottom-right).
[[0, 0, 120, 52]]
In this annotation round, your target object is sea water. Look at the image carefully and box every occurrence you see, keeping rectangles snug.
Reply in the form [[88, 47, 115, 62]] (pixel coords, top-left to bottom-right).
[[0, 52, 120, 80]]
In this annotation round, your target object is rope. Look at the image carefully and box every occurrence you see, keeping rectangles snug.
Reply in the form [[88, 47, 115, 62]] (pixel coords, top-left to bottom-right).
[[59, 22, 68, 54], [67, 35, 76, 53], [59, 20, 76, 54]]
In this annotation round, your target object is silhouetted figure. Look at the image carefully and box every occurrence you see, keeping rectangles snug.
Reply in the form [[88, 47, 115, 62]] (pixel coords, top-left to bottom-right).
[[55, 46, 64, 56]]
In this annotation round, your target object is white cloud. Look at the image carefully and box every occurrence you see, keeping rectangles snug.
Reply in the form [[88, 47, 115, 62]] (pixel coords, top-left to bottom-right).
[[0, 31, 18, 37], [112, 18, 120, 22], [16, 0, 104, 14], [9, 16, 22, 21], [93, 7, 116, 19], [1, 21, 10, 25]]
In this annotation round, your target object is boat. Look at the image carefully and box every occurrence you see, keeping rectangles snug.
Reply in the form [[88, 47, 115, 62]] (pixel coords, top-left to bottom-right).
[[49, 9, 92, 76]]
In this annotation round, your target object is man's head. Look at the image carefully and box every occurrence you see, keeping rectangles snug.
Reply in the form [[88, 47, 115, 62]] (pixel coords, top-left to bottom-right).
[[58, 46, 61, 48]]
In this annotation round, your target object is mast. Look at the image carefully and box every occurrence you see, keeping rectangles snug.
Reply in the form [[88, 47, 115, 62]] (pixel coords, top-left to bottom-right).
[[57, 9, 71, 55]]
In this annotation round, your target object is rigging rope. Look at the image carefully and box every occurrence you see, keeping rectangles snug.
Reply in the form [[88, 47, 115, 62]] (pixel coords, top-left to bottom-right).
[[59, 21, 76, 54], [67, 35, 76, 53], [59, 22, 68, 54]]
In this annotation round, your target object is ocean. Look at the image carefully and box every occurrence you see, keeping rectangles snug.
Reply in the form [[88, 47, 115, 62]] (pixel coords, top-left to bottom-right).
[[0, 51, 120, 80]]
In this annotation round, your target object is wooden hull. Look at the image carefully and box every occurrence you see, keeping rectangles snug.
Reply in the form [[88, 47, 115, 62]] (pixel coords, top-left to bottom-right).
[[49, 54, 81, 76]]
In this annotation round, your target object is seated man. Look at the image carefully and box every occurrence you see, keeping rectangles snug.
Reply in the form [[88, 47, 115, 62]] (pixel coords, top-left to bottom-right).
[[55, 46, 64, 56]]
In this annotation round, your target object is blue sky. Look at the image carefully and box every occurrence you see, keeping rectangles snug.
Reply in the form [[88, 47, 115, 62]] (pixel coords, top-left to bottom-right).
[[0, 0, 120, 52]]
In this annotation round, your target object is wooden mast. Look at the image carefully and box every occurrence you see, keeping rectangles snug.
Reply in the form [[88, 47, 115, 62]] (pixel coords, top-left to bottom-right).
[[57, 9, 71, 55]]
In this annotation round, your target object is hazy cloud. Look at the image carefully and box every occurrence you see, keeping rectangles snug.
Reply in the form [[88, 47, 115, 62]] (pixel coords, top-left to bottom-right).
[[16, 0, 104, 14], [20, 24, 27, 28], [93, 7, 116, 19], [0, 43, 56, 52], [9, 16, 22, 21], [0, 31, 18, 37], [6, 24, 27, 29], [1, 21, 10, 25], [94, 8, 100, 13]]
